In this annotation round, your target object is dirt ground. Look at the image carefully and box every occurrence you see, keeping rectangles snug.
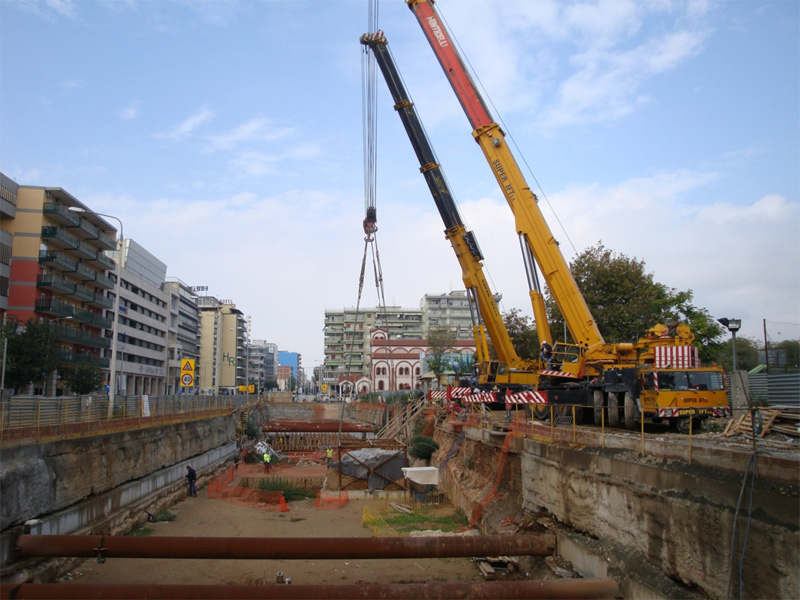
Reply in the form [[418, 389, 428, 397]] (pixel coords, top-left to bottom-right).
[[64, 463, 485, 588]]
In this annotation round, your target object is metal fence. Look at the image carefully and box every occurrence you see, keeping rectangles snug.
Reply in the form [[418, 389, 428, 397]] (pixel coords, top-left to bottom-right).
[[0, 393, 255, 447], [726, 373, 800, 407]]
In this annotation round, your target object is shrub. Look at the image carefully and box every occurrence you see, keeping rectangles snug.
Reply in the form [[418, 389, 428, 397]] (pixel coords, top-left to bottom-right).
[[409, 434, 438, 461]]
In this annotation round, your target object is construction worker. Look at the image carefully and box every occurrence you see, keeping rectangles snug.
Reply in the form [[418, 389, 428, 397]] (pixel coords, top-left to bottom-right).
[[540, 340, 553, 369], [263, 451, 271, 474], [326, 446, 334, 464]]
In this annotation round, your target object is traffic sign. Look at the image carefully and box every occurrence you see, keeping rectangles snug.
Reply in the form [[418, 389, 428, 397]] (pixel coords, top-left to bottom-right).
[[181, 373, 194, 387]]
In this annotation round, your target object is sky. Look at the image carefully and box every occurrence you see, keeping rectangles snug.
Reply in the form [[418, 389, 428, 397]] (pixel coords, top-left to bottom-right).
[[2, 0, 798, 367]]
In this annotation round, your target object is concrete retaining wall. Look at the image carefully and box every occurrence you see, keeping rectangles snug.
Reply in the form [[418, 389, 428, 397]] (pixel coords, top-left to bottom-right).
[[0, 415, 236, 531], [520, 441, 799, 599]]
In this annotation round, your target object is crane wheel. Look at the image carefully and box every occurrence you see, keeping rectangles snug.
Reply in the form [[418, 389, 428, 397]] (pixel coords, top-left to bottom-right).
[[533, 405, 550, 421], [624, 392, 640, 429], [593, 390, 604, 426], [607, 393, 621, 427]]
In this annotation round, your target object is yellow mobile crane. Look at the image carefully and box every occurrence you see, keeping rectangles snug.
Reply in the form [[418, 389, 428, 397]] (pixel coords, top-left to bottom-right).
[[401, 0, 730, 430], [360, 31, 539, 390]]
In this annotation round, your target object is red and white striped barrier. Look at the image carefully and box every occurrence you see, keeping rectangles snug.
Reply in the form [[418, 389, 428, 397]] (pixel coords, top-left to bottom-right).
[[463, 392, 497, 403], [504, 390, 548, 404], [540, 369, 580, 378], [655, 345, 699, 369]]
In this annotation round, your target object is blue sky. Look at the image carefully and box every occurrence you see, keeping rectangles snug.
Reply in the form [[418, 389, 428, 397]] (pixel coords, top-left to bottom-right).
[[3, 0, 798, 366]]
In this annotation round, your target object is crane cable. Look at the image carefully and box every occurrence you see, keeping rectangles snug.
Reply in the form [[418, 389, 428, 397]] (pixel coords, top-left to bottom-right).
[[340, 0, 390, 442]]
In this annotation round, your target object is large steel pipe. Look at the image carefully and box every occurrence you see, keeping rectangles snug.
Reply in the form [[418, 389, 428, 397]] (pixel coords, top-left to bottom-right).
[[1, 579, 618, 599], [16, 534, 554, 560], [262, 420, 374, 432]]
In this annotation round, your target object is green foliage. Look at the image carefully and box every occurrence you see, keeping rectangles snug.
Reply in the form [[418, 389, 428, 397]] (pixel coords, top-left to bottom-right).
[[775, 340, 800, 369], [256, 478, 315, 501], [545, 242, 725, 356], [61, 364, 105, 396], [409, 434, 438, 461], [448, 354, 475, 376], [1, 317, 63, 391], [155, 509, 176, 522], [425, 326, 457, 377], [502, 308, 539, 359], [125, 526, 154, 536], [713, 337, 760, 372], [382, 510, 468, 533], [244, 421, 260, 439]]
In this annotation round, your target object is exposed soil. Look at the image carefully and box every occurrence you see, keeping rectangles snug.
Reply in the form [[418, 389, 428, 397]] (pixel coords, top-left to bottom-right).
[[64, 463, 486, 588]]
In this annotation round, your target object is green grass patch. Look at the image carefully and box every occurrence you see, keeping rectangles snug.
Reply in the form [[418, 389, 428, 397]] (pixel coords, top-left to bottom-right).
[[383, 510, 469, 533], [256, 478, 316, 502], [155, 509, 177, 522], [125, 526, 154, 536]]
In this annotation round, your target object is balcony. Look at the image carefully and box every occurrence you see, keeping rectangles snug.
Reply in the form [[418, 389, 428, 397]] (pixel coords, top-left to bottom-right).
[[88, 292, 112, 309], [38, 250, 78, 273], [75, 261, 97, 283], [88, 252, 115, 270], [75, 309, 112, 330], [74, 284, 96, 303], [43, 202, 81, 227], [35, 298, 76, 318], [56, 350, 110, 369], [51, 325, 111, 349], [71, 217, 99, 240], [41, 226, 79, 250], [37, 274, 76, 295], [94, 273, 115, 289], [74, 240, 98, 260]]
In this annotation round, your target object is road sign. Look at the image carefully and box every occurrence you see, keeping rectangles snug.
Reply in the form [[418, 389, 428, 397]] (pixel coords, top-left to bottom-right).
[[181, 373, 194, 387]]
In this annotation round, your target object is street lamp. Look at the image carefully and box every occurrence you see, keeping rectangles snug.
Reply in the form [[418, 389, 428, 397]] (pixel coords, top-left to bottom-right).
[[69, 207, 124, 419], [717, 318, 742, 371]]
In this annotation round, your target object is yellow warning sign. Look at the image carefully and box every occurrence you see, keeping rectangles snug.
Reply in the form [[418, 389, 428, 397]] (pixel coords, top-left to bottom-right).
[[180, 359, 195, 387]]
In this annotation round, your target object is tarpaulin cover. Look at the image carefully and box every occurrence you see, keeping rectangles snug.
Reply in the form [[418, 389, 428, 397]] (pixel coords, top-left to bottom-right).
[[331, 449, 405, 492], [401, 467, 440, 486]]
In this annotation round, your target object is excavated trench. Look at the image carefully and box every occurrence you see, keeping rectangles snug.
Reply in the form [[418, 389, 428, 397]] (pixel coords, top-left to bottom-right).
[[430, 417, 799, 600]]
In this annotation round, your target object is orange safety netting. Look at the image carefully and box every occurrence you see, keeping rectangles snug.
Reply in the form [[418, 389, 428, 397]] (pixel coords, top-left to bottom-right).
[[315, 490, 348, 509], [469, 431, 513, 527], [207, 465, 289, 512]]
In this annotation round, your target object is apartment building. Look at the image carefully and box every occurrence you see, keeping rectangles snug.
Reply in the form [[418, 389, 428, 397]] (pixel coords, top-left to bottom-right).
[[1, 173, 17, 317], [197, 297, 247, 394], [322, 306, 423, 387], [113, 239, 169, 397], [421, 290, 482, 340], [163, 278, 200, 395], [5, 185, 116, 394]]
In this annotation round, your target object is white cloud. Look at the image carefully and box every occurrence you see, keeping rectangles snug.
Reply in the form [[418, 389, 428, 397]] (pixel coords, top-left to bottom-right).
[[206, 118, 296, 152], [120, 101, 142, 120], [156, 107, 215, 142]]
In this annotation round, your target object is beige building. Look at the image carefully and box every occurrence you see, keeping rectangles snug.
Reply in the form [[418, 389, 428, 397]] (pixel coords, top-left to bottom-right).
[[197, 297, 247, 394]]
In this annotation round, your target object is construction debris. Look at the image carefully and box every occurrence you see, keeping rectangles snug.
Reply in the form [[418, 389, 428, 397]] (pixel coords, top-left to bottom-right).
[[724, 409, 783, 438], [473, 556, 519, 580]]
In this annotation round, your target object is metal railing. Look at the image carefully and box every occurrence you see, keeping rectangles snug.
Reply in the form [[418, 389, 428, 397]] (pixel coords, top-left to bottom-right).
[[0, 393, 257, 447]]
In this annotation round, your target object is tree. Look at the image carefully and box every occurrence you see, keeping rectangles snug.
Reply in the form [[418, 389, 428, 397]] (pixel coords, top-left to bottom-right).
[[713, 337, 760, 372], [449, 353, 475, 384], [545, 242, 725, 359], [502, 308, 539, 360], [61, 363, 105, 398], [1, 317, 63, 392], [425, 326, 457, 382]]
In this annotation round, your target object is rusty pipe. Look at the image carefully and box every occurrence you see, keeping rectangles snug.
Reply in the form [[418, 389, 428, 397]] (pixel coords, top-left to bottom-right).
[[262, 420, 373, 432], [1, 579, 618, 599], [16, 533, 554, 560]]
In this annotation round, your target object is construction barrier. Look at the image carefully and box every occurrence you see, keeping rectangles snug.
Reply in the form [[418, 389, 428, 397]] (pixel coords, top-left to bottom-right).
[[315, 490, 348, 509], [207, 465, 289, 512]]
